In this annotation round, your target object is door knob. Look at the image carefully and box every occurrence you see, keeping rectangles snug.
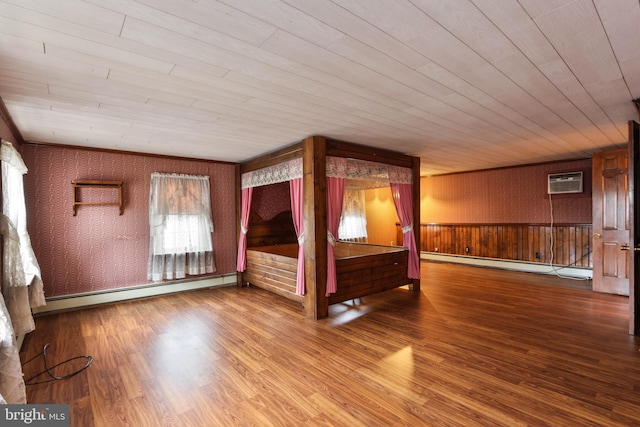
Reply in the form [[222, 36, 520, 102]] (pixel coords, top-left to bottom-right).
[[593, 233, 601, 239]]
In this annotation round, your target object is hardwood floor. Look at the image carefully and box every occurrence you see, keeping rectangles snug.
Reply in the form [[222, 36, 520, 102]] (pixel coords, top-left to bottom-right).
[[20, 262, 640, 426]]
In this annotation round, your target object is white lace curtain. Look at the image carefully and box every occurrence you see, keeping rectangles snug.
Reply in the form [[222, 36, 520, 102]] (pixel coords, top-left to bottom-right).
[[338, 189, 368, 241], [241, 158, 303, 188], [147, 173, 215, 281], [326, 156, 413, 186], [0, 215, 28, 404], [1, 140, 45, 311], [0, 139, 46, 404], [241, 156, 412, 189]]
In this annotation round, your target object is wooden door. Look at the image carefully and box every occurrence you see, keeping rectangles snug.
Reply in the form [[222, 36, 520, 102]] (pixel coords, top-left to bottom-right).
[[629, 120, 639, 334], [592, 148, 629, 295]]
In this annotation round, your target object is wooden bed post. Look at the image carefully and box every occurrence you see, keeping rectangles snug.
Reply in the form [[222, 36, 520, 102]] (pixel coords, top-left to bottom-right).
[[411, 155, 421, 291], [302, 136, 329, 319]]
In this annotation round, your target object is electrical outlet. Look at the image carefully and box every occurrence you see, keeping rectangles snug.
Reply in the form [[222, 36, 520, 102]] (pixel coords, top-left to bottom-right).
[[435, 247, 439, 252], [465, 247, 470, 253], [535, 252, 541, 259]]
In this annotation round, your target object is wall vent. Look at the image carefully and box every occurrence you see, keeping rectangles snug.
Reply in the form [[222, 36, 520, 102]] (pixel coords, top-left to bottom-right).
[[547, 171, 583, 194]]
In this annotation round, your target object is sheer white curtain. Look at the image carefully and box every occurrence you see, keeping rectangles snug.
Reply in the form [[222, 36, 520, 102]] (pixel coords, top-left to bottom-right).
[[0, 293, 25, 404], [147, 173, 215, 281], [0, 139, 45, 404], [338, 189, 368, 242], [0, 214, 28, 404], [1, 140, 45, 309]]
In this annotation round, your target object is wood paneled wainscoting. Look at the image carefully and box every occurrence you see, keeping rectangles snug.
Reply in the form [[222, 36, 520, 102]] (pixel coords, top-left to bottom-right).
[[397, 223, 592, 268]]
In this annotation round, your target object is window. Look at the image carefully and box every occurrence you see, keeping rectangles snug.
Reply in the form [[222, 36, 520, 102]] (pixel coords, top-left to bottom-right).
[[338, 189, 368, 242], [147, 173, 215, 281], [159, 214, 211, 254]]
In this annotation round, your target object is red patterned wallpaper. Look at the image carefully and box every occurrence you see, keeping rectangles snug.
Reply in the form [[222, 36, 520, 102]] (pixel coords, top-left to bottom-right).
[[251, 181, 291, 220], [21, 144, 237, 297], [421, 159, 592, 224]]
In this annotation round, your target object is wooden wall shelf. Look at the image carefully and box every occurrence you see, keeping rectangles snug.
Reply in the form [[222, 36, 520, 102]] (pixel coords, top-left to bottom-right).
[[72, 180, 123, 216]]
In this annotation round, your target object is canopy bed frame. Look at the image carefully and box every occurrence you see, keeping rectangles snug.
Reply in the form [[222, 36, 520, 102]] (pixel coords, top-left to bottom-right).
[[237, 135, 420, 319]]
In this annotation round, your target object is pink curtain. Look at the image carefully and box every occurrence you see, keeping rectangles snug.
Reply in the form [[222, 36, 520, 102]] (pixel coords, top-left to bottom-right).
[[391, 183, 420, 279], [236, 187, 253, 272], [290, 178, 305, 295], [326, 177, 345, 296]]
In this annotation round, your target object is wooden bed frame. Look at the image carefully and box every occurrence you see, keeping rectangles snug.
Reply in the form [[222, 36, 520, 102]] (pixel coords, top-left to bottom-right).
[[244, 242, 410, 305], [239, 135, 420, 319]]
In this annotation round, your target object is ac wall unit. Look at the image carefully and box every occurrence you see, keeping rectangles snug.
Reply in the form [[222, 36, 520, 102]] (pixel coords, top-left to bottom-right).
[[547, 171, 583, 194]]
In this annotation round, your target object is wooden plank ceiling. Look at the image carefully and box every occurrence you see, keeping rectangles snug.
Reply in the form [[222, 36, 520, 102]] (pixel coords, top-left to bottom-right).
[[0, 0, 638, 175]]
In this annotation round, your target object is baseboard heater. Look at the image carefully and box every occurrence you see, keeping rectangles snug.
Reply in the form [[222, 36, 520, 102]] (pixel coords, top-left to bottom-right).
[[32, 273, 238, 315], [421, 252, 592, 280]]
